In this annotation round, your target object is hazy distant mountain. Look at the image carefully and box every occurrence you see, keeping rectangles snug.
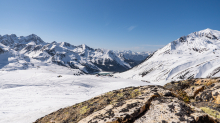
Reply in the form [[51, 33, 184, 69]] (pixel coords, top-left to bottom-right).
[[0, 34, 150, 73], [116, 28, 220, 83], [114, 50, 152, 67]]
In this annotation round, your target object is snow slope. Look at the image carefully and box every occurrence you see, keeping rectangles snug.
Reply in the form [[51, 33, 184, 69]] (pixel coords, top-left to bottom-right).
[[116, 28, 220, 85], [0, 64, 152, 123], [0, 34, 150, 73]]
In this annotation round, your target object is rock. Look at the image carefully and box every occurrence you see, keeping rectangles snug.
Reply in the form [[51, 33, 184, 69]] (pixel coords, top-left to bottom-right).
[[134, 97, 214, 123], [200, 107, 220, 119], [195, 83, 220, 103], [57, 75, 62, 77], [35, 78, 220, 123], [79, 86, 169, 123], [34, 86, 151, 123], [184, 85, 204, 98]]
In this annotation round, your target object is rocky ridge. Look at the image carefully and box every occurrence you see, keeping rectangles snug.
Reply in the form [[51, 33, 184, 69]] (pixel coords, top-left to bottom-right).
[[35, 77, 220, 123]]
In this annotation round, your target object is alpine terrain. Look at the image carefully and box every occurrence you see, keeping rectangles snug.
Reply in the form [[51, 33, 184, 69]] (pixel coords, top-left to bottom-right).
[[0, 34, 150, 73], [116, 28, 220, 84], [0, 34, 152, 123]]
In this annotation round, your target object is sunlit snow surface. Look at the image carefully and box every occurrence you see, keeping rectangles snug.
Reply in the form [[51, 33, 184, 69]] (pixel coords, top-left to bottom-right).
[[116, 29, 220, 84], [0, 64, 152, 123]]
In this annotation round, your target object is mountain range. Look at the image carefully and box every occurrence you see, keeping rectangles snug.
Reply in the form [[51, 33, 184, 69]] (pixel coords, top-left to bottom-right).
[[116, 28, 220, 84], [1, 28, 220, 83], [0, 34, 150, 73]]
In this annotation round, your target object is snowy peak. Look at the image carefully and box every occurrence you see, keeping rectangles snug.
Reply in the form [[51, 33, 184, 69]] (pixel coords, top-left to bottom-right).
[[196, 28, 214, 34], [60, 42, 75, 49], [0, 34, 18, 46], [117, 28, 220, 84], [156, 28, 220, 56], [19, 34, 45, 45], [81, 44, 87, 50], [0, 34, 45, 48], [188, 28, 220, 40], [197, 28, 220, 36], [76, 44, 94, 51]]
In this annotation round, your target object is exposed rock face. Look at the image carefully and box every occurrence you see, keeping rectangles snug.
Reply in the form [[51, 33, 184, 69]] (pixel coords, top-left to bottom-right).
[[79, 86, 170, 123], [164, 77, 220, 122], [35, 78, 220, 123], [134, 97, 210, 123], [195, 83, 220, 103]]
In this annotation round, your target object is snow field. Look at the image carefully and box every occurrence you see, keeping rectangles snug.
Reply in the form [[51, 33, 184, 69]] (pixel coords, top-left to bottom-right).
[[0, 65, 152, 123]]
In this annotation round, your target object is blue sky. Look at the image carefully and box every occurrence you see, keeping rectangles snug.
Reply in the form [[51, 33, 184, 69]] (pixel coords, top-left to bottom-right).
[[1, 0, 220, 52]]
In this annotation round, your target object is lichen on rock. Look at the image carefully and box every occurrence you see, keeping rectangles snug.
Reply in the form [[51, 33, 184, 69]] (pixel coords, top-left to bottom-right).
[[35, 78, 220, 123]]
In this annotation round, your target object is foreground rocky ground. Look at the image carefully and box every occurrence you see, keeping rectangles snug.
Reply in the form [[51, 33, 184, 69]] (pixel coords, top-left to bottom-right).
[[35, 78, 220, 123]]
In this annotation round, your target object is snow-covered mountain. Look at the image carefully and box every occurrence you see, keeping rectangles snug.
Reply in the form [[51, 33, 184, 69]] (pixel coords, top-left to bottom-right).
[[114, 50, 152, 67], [0, 34, 150, 73], [116, 28, 220, 84]]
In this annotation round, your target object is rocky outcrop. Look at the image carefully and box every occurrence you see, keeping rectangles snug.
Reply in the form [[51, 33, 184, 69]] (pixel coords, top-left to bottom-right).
[[164, 77, 220, 122], [78, 86, 170, 123], [35, 78, 220, 123], [134, 97, 212, 123]]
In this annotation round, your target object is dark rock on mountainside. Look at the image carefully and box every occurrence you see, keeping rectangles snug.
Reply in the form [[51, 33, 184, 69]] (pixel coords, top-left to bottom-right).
[[34, 78, 220, 123], [93, 59, 130, 72], [0, 47, 4, 54]]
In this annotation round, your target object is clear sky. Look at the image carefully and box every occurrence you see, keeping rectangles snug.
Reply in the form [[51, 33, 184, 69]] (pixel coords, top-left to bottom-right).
[[1, 0, 220, 52]]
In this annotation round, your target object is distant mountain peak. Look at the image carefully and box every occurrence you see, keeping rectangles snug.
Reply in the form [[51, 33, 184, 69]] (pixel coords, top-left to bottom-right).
[[77, 44, 93, 50], [52, 41, 57, 44], [10, 34, 17, 37], [30, 33, 37, 36], [27, 34, 41, 39], [81, 44, 87, 49], [20, 34, 45, 45]]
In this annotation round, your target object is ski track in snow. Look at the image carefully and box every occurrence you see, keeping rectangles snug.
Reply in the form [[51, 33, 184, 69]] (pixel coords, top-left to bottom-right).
[[0, 65, 152, 123]]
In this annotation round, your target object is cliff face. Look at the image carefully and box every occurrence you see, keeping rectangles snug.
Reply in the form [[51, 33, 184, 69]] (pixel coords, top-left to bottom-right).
[[35, 78, 220, 123]]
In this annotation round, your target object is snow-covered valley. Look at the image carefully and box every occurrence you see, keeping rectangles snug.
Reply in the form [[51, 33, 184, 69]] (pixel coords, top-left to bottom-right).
[[0, 63, 152, 123]]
